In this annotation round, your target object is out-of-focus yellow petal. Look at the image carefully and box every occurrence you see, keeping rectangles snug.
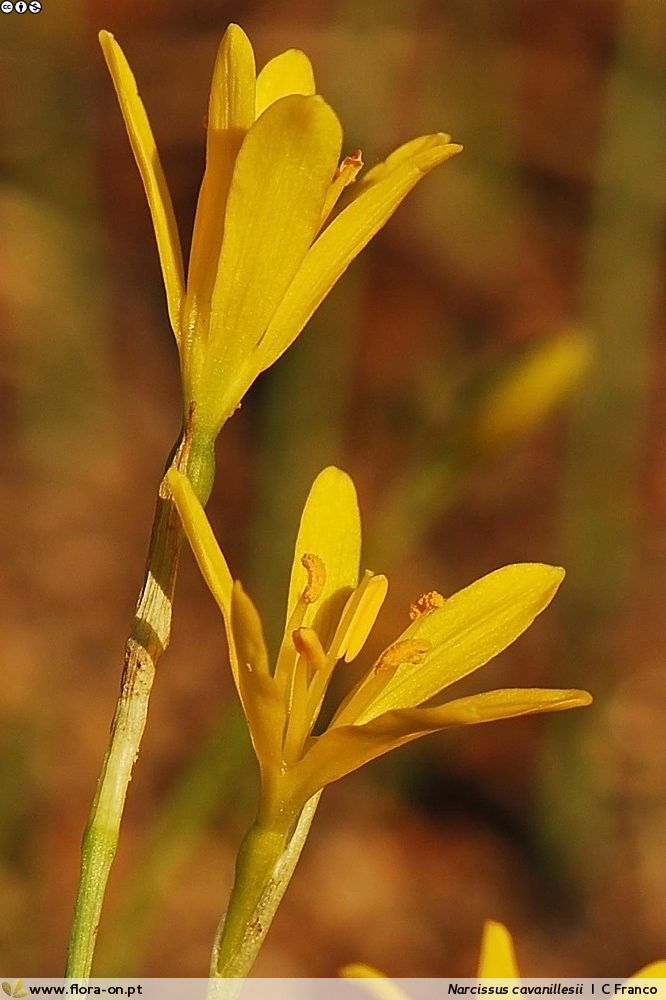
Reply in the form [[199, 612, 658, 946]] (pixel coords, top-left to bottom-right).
[[99, 31, 184, 341], [339, 963, 386, 978], [470, 329, 592, 452], [231, 583, 286, 777], [183, 25, 256, 346], [477, 921, 520, 978], [631, 962, 666, 978], [286, 468, 361, 651], [200, 95, 342, 429], [256, 134, 461, 376], [292, 687, 589, 803], [255, 49, 316, 117], [359, 564, 565, 722], [167, 467, 234, 658], [339, 965, 407, 1000]]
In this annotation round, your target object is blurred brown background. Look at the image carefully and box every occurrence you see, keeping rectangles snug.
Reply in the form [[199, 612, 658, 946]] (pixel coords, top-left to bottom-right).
[[0, 0, 664, 979]]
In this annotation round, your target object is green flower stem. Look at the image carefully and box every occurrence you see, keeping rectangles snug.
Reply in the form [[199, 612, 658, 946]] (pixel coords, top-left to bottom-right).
[[66, 416, 216, 978], [212, 793, 321, 978]]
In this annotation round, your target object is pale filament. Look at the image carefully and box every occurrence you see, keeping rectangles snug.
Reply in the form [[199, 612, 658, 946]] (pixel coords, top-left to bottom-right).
[[282, 628, 327, 763], [301, 571, 388, 739], [331, 637, 431, 729]]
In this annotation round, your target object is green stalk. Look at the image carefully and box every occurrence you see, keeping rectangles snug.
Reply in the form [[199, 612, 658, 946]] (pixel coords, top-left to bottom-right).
[[212, 794, 321, 978], [66, 415, 216, 978], [95, 706, 250, 975]]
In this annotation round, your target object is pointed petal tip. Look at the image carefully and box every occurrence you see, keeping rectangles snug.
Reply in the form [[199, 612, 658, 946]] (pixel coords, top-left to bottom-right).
[[479, 919, 520, 978], [564, 689, 593, 708], [483, 918, 510, 935], [305, 466, 360, 539], [255, 46, 316, 116], [312, 465, 359, 513], [521, 561, 566, 587], [218, 22, 254, 53], [548, 564, 566, 596], [502, 687, 593, 714], [430, 131, 463, 151], [313, 464, 355, 490], [489, 561, 566, 600], [413, 134, 464, 172], [339, 964, 384, 979], [98, 29, 119, 59]]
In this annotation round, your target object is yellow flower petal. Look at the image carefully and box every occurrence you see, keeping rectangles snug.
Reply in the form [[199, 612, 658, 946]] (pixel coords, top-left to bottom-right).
[[340, 922, 665, 986], [183, 25, 256, 348], [430, 687, 592, 722], [99, 31, 185, 341], [470, 329, 592, 452], [339, 966, 407, 1000], [358, 133, 457, 190], [166, 467, 234, 654], [255, 49, 316, 117], [340, 964, 388, 978], [337, 572, 389, 663], [359, 564, 565, 722], [631, 962, 666, 978], [477, 920, 520, 978], [256, 133, 461, 376], [230, 580, 270, 679], [231, 583, 286, 778], [304, 570, 388, 741], [199, 95, 342, 430], [169, 471, 288, 774], [287, 467, 361, 650], [292, 687, 589, 803]]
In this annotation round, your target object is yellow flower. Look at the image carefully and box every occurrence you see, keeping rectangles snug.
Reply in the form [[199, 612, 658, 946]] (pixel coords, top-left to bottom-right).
[[476, 920, 524, 977], [339, 965, 407, 1000], [477, 920, 666, 980], [341, 920, 666, 982], [99, 26, 462, 439], [167, 464, 591, 825]]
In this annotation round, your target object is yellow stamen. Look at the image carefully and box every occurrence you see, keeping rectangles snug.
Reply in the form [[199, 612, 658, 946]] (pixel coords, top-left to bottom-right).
[[375, 638, 431, 673], [292, 627, 328, 673], [275, 554, 326, 689], [283, 628, 328, 763], [337, 573, 389, 663], [331, 637, 432, 728], [319, 149, 364, 227], [409, 590, 446, 620], [301, 553, 326, 603]]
